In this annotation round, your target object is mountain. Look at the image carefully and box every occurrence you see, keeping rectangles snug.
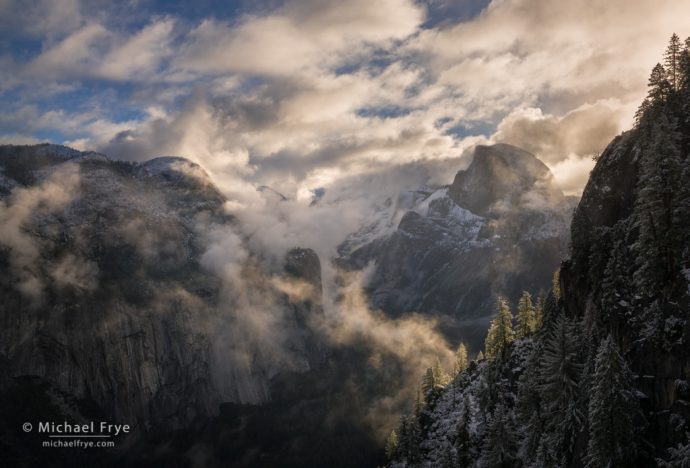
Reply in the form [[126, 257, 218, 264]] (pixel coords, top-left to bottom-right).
[[0, 144, 335, 466], [386, 38, 690, 468], [340, 143, 576, 347]]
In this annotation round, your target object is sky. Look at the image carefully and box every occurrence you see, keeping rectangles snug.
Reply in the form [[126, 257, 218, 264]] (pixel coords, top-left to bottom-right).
[[1, 0, 690, 200]]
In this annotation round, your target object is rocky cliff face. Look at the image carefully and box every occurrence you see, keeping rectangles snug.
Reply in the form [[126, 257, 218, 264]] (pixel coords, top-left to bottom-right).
[[561, 124, 690, 457], [341, 144, 575, 344], [448, 143, 565, 218], [0, 144, 326, 434]]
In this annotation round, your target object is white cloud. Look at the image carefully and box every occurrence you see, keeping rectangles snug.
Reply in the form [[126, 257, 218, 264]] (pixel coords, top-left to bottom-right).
[[175, 0, 424, 77], [491, 99, 633, 163], [28, 23, 110, 78], [6, 0, 690, 201], [549, 154, 596, 196], [0, 164, 81, 303], [98, 18, 175, 81]]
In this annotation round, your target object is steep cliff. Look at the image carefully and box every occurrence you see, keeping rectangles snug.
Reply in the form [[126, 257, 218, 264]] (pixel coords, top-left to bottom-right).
[[0, 144, 326, 437]]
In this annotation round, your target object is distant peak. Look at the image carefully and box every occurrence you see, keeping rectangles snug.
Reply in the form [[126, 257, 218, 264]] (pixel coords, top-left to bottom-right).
[[141, 156, 212, 184], [476, 142, 532, 155], [448, 143, 563, 216], [472, 144, 551, 173]]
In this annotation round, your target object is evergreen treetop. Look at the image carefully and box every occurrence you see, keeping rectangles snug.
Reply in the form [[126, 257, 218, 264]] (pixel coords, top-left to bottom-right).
[[484, 296, 515, 361]]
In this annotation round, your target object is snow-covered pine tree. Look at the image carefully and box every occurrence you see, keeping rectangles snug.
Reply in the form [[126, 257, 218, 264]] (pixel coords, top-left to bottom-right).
[[478, 403, 517, 468], [515, 344, 545, 464], [537, 290, 560, 339], [538, 312, 583, 465], [484, 297, 515, 361], [600, 223, 636, 337], [396, 413, 422, 464], [516, 291, 536, 338], [455, 394, 475, 468], [585, 336, 640, 468], [420, 358, 450, 423]]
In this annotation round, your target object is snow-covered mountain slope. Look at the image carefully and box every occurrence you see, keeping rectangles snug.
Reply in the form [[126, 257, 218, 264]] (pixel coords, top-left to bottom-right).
[[339, 144, 577, 340]]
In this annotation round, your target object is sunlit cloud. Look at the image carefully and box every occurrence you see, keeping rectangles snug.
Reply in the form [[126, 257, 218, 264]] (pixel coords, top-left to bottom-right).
[[1, 0, 689, 200]]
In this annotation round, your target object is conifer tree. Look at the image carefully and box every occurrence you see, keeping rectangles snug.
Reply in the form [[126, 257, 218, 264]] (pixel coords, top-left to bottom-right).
[[600, 228, 635, 335], [516, 291, 536, 338], [422, 358, 449, 405], [538, 313, 583, 464], [396, 416, 409, 461], [534, 291, 545, 330], [680, 48, 690, 91], [515, 344, 545, 464], [454, 342, 469, 375], [551, 269, 561, 300], [385, 430, 398, 460], [635, 98, 652, 127], [484, 297, 515, 361], [456, 394, 475, 468], [648, 63, 672, 104], [479, 403, 517, 468], [538, 290, 560, 338], [396, 414, 422, 464], [476, 350, 484, 361], [665, 34, 683, 90], [585, 336, 639, 468]]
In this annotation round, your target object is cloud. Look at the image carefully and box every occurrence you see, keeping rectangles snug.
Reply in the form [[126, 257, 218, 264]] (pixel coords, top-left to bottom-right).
[[25, 18, 176, 82], [175, 0, 424, 77], [489, 100, 634, 194], [6, 0, 687, 201], [98, 18, 176, 81], [317, 267, 457, 433], [548, 154, 597, 197], [49, 253, 99, 291], [0, 163, 81, 302], [27, 23, 110, 78]]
